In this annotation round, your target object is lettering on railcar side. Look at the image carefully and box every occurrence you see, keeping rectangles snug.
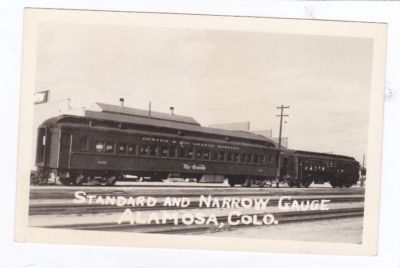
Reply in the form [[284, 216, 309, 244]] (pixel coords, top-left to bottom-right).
[[182, 164, 206, 171]]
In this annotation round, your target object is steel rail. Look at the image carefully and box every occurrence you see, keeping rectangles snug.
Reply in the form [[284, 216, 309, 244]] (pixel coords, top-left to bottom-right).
[[40, 207, 364, 234], [29, 195, 364, 216]]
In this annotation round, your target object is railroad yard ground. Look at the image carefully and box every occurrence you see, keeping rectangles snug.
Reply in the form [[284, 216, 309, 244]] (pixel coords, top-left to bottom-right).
[[28, 181, 365, 243], [207, 217, 363, 243]]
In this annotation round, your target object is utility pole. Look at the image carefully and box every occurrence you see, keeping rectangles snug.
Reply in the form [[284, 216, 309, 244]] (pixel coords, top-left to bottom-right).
[[148, 101, 152, 118], [276, 105, 289, 187]]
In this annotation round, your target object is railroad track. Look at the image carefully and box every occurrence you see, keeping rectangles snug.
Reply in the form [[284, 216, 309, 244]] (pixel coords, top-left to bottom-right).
[[42, 207, 364, 235], [29, 187, 365, 200], [29, 185, 365, 235], [29, 195, 364, 216]]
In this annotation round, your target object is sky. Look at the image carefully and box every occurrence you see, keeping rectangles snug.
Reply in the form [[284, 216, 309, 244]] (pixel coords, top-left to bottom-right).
[[33, 22, 373, 163]]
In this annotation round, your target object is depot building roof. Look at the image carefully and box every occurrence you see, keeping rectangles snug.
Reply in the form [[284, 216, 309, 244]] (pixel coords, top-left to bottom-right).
[[91, 102, 200, 126]]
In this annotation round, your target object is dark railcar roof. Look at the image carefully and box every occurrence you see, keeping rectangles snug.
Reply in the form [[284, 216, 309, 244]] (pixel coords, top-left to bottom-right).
[[41, 113, 278, 148], [286, 149, 356, 161]]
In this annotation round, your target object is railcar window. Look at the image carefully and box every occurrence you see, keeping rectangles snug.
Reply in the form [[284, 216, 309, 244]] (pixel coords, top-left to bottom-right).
[[268, 155, 273, 163], [38, 128, 46, 146], [128, 144, 137, 155], [260, 155, 265, 164], [139, 145, 149, 155], [245, 154, 250, 163], [79, 136, 89, 151], [161, 146, 169, 157], [253, 155, 259, 164], [203, 150, 210, 160], [247, 154, 252, 163], [227, 153, 233, 162], [187, 148, 194, 159], [211, 151, 218, 161], [105, 143, 114, 153], [36, 128, 46, 163], [218, 151, 226, 161], [170, 147, 177, 158], [118, 143, 127, 154], [195, 150, 202, 159], [95, 141, 105, 153], [234, 153, 240, 162], [150, 145, 158, 157], [117, 143, 126, 154], [241, 153, 246, 162], [178, 148, 185, 158]]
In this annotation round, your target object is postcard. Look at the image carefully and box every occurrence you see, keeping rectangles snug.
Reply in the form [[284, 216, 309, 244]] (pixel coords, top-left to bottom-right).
[[15, 8, 387, 255]]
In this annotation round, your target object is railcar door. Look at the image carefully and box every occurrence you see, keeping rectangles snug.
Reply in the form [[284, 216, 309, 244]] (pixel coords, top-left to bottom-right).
[[36, 127, 49, 167], [281, 156, 288, 178], [298, 158, 303, 181], [58, 133, 73, 169]]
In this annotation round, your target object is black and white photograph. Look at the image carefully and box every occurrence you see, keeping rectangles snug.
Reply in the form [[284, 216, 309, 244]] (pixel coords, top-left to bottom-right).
[[14, 8, 387, 256]]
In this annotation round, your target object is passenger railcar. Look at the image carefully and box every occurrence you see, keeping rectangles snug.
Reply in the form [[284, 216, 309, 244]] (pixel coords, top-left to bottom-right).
[[34, 113, 279, 186], [281, 150, 360, 188], [33, 102, 362, 188]]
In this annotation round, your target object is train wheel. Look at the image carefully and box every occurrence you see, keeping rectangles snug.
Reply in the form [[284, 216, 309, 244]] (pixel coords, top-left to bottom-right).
[[241, 177, 251, 187], [329, 181, 337, 188], [228, 178, 236, 187], [59, 177, 74, 185], [30, 173, 38, 185], [36, 173, 48, 185], [258, 179, 267, 188], [75, 174, 86, 186], [335, 178, 345, 188], [301, 180, 312, 188], [104, 175, 117, 186]]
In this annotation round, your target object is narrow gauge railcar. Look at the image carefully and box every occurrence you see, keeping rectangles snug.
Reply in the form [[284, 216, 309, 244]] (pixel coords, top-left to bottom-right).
[[281, 150, 360, 188], [34, 113, 279, 186]]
